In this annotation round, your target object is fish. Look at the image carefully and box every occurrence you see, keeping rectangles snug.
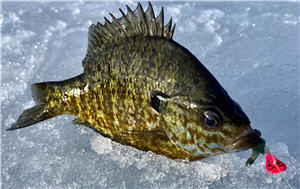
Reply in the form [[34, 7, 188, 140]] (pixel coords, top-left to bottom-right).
[[8, 2, 264, 161]]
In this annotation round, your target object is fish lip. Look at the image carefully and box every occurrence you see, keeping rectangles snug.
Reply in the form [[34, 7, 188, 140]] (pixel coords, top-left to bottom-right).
[[229, 129, 262, 151]]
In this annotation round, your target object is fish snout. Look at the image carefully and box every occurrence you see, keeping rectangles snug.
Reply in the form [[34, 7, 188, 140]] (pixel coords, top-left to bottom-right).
[[229, 127, 263, 151]]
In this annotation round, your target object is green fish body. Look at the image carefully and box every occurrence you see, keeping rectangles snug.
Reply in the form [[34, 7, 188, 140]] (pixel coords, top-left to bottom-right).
[[9, 2, 262, 161]]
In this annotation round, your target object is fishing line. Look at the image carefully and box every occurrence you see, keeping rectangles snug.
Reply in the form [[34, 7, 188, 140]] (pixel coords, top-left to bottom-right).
[[246, 144, 293, 189], [280, 173, 293, 189], [264, 150, 292, 189], [272, 159, 293, 189]]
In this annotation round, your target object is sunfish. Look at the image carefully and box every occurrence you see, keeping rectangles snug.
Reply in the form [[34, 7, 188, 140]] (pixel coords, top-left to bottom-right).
[[8, 2, 263, 161]]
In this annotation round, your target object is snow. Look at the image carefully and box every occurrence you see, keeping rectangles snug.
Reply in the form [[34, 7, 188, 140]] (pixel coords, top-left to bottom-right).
[[1, 1, 300, 189]]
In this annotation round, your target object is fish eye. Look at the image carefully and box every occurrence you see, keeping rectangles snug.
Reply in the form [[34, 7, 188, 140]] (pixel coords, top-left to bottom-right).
[[201, 111, 220, 129]]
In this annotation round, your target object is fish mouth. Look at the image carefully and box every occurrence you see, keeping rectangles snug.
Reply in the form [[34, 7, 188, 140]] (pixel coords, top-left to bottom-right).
[[229, 128, 263, 151]]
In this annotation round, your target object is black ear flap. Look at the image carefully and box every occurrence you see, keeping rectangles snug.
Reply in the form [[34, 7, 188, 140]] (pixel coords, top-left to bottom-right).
[[151, 91, 169, 113]]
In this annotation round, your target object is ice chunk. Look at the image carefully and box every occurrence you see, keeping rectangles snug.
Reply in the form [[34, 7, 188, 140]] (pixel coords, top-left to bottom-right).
[[90, 135, 113, 155]]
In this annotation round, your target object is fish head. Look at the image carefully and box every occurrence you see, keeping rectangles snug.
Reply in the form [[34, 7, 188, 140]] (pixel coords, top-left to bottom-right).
[[152, 81, 262, 158]]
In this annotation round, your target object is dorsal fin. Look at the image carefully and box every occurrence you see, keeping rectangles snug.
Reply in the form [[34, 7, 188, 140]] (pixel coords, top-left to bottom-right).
[[83, 2, 176, 68]]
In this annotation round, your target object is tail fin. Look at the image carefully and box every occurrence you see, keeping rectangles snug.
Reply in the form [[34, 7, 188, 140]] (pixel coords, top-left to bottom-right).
[[7, 83, 58, 131]]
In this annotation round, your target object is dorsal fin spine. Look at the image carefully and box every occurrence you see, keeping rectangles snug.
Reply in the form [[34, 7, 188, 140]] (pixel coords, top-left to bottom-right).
[[145, 2, 156, 35], [119, 8, 134, 36], [84, 2, 176, 68], [114, 18, 127, 38], [104, 17, 120, 39], [114, 20, 126, 38], [103, 17, 113, 35], [171, 23, 176, 38], [135, 2, 148, 35], [98, 24, 110, 40], [93, 22, 106, 43], [164, 17, 172, 38], [155, 7, 164, 37], [89, 25, 100, 45], [126, 5, 140, 34], [109, 13, 117, 21]]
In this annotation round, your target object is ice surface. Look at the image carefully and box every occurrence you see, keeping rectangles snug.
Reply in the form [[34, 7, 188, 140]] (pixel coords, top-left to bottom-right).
[[1, 1, 299, 189]]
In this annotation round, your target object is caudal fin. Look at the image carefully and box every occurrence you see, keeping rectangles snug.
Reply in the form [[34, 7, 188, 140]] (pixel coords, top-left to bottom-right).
[[7, 82, 58, 131]]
